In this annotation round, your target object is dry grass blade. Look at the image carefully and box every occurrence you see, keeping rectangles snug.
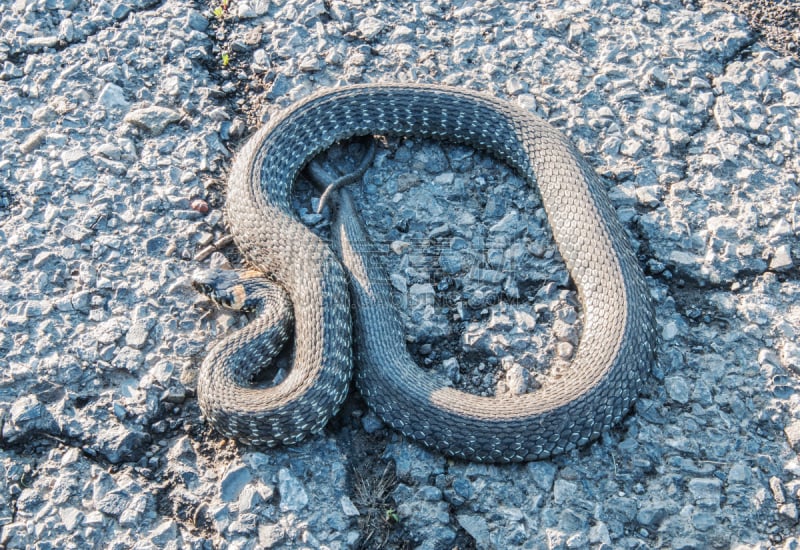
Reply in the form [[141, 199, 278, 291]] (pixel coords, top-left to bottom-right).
[[351, 462, 399, 549]]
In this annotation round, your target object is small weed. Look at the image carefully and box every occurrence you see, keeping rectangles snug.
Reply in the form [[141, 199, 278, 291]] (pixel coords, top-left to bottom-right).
[[351, 462, 399, 548], [384, 508, 400, 523], [211, 0, 229, 19], [221, 52, 230, 67]]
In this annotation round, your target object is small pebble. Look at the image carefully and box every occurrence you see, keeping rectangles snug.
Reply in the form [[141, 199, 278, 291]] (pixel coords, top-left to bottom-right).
[[191, 199, 209, 214]]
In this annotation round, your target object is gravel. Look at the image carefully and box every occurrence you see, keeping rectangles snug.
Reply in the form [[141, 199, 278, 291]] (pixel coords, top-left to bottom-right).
[[1, 0, 799, 548]]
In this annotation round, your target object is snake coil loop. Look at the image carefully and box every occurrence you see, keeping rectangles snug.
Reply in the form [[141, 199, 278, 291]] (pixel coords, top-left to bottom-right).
[[197, 84, 656, 462]]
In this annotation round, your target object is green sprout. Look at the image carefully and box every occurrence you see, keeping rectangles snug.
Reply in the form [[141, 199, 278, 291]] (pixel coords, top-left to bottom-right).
[[212, 0, 229, 19], [222, 52, 230, 67]]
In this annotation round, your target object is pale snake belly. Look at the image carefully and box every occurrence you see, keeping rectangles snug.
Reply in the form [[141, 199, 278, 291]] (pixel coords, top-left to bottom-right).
[[196, 84, 656, 462]]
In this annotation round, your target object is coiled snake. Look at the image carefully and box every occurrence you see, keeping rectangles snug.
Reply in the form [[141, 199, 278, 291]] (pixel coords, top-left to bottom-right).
[[195, 84, 656, 462]]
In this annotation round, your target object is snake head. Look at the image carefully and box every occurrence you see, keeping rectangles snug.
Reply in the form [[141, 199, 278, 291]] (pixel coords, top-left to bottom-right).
[[191, 268, 262, 313]]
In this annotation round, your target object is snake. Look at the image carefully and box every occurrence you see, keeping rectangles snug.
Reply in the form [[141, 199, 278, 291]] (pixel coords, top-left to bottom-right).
[[195, 83, 656, 462]]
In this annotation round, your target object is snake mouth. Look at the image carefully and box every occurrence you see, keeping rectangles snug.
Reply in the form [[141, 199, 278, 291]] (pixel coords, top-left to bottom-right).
[[191, 268, 250, 311], [191, 279, 214, 296], [192, 268, 292, 319]]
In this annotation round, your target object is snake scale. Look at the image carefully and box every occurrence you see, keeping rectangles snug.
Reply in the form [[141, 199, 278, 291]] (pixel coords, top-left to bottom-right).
[[197, 84, 656, 462]]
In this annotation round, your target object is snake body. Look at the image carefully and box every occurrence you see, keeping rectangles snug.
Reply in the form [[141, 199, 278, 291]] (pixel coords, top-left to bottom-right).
[[197, 84, 656, 462]]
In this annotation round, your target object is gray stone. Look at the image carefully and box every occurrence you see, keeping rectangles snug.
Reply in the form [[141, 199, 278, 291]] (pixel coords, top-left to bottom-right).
[[27, 35, 59, 48], [555, 341, 574, 359], [558, 508, 587, 531], [603, 496, 638, 524], [672, 538, 704, 550], [779, 503, 798, 521], [553, 479, 578, 505], [385, 442, 445, 485], [396, 496, 453, 546], [546, 528, 567, 550], [781, 342, 800, 375], [588, 518, 610, 544], [58, 507, 83, 532], [769, 476, 786, 504], [469, 267, 506, 284], [636, 503, 669, 527], [527, 461, 557, 492], [0, 523, 28, 548], [20, 129, 47, 154], [489, 211, 525, 239], [457, 514, 491, 547], [665, 375, 691, 404], [340, 495, 359, 517], [237, 4, 258, 18], [125, 318, 154, 349], [417, 526, 456, 550], [278, 468, 308, 511], [504, 363, 528, 395], [3, 394, 59, 442], [691, 511, 716, 531], [452, 477, 472, 500], [635, 186, 661, 207], [506, 76, 527, 95], [237, 483, 263, 513], [228, 512, 259, 536], [15, 487, 44, 519], [119, 494, 148, 528], [668, 250, 702, 272], [94, 424, 150, 464], [149, 520, 178, 546], [92, 470, 116, 504], [124, 106, 181, 135], [97, 83, 129, 110], [443, 357, 461, 384], [258, 523, 286, 548], [61, 148, 88, 168], [210, 504, 231, 533], [785, 420, 800, 451], [566, 532, 589, 549], [58, 18, 75, 42], [661, 320, 680, 341], [266, 74, 290, 100], [97, 490, 130, 517], [62, 223, 92, 242], [220, 464, 252, 502], [416, 485, 442, 501], [439, 251, 462, 274], [361, 411, 384, 434], [146, 236, 168, 255], [409, 283, 435, 308], [688, 478, 722, 508], [770, 245, 793, 271], [727, 463, 752, 485]]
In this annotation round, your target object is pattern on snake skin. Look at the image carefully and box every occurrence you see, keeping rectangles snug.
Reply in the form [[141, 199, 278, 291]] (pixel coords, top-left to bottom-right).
[[197, 84, 657, 462]]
